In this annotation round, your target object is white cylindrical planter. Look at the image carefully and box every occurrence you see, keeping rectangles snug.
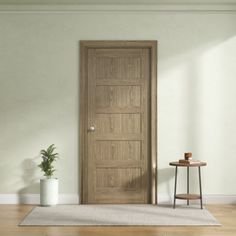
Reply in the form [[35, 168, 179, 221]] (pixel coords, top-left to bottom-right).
[[40, 178, 58, 206]]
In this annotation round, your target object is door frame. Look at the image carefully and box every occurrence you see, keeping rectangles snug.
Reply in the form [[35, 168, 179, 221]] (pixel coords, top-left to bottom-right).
[[79, 40, 157, 204]]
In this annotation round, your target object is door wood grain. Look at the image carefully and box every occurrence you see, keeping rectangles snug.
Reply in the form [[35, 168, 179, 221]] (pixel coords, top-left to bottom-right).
[[80, 41, 157, 204]]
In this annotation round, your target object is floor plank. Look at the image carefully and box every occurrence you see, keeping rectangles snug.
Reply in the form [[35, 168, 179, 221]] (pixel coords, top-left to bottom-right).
[[0, 204, 235, 236]]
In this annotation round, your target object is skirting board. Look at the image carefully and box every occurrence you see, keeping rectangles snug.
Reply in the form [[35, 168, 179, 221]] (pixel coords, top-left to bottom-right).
[[158, 194, 236, 205], [0, 194, 235, 204], [0, 194, 79, 205]]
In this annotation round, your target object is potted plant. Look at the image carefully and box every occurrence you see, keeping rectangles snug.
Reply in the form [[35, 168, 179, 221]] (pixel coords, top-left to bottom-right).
[[38, 144, 59, 206]]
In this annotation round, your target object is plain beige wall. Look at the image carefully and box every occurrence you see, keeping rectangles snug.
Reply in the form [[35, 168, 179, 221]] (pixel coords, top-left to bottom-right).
[[0, 11, 236, 198]]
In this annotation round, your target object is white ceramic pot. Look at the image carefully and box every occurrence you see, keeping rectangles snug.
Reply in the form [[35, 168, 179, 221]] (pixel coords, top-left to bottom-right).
[[40, 178, 58, 206]]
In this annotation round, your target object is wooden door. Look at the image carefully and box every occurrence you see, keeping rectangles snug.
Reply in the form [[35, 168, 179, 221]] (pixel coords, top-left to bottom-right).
[[80, 41, 157, 204]]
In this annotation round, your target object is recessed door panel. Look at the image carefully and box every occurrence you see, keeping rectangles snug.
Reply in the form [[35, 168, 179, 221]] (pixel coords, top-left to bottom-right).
[[95, 141, 141, 161], [95, 85, 141, 109]]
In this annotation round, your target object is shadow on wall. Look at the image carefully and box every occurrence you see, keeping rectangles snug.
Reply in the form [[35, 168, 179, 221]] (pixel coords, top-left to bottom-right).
[[122, 167, 174, 203], [158, 168, 175, 202], [18, 157, 40, 204]]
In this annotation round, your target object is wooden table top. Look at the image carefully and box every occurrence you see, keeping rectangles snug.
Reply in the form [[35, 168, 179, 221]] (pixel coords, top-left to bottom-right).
[[169, 161, 207, 167]]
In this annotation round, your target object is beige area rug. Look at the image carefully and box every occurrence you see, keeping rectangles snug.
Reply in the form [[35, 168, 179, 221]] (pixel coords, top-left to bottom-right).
[[20, 204, 221, 226]]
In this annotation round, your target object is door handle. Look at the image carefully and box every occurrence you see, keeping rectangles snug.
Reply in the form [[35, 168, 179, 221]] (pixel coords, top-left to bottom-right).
[[88, 126, 95, 132]]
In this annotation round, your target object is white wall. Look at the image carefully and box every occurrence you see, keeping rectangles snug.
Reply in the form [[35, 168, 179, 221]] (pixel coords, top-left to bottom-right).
[[0, 8, 236, 201]]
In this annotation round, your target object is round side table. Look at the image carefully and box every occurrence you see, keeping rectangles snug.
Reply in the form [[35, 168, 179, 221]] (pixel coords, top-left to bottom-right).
[[169, 161, 207, 209]]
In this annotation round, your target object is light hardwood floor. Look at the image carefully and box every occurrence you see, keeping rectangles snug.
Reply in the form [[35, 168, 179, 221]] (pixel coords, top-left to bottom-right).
[[0, 204, 235, 236]]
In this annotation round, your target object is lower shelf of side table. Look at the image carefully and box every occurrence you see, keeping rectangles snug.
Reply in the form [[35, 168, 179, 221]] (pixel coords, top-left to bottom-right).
[[175, 194, 201, 200]]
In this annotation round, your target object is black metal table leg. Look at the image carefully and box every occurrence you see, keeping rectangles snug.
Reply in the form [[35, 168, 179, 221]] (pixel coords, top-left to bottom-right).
[[173, 166, 178, 209], [198, 166, 203, 209], [187, 166, 189, 205]]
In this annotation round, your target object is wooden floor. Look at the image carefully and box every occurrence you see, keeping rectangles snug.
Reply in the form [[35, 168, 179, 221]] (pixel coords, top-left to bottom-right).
[[0, 205, 235, 236]]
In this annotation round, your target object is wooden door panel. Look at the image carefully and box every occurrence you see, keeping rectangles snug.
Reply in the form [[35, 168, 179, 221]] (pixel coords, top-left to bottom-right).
[[96, 168, 142, 189], [95, 85, 141, 109], [81, 43, 156, 204], [95, 167, 144, 203], [95, 141, 141, 161], [95, 190, 144, 204], [96, 114, 141, 135], [95, 50, 142, 80]]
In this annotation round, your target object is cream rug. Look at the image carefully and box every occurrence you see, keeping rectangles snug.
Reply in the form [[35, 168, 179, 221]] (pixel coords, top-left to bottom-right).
[[20, 204, 220, 226]]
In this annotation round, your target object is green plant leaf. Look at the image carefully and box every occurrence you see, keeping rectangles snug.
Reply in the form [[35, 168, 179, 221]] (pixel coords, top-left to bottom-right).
[[38, 144, 59, 178]]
